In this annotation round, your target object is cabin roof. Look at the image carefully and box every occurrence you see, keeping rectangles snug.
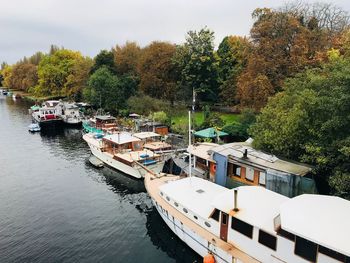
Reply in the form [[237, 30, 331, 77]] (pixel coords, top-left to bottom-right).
[[103, 132, 140, 145], [133, 132, 161, 139], [212, 143, 312, 176], [212, 186, 288, 233], [187, 142, 218, 162], [95, 115, 116, 121], [159, 176, 226, 219], [280, 194, 350, 256], [194, 127, 229, 138]]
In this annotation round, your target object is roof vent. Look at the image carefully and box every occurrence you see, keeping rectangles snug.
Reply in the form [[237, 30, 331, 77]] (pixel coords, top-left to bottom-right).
[[196, 189, 205, 194], [243, 149, 248, 159]]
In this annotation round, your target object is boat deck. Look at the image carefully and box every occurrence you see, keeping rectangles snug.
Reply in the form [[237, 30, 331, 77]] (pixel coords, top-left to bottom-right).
[[144, 173, 260, 263], [144, 141, 172, 151]]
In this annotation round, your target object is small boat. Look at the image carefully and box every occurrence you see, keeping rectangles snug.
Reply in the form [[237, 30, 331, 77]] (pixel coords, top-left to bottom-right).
[[55, 102, 83, 126], [31, 100, 63, 128], [2, 90, 8, 95], [28, 123, 41, 132], [88, 155, 104, 168]]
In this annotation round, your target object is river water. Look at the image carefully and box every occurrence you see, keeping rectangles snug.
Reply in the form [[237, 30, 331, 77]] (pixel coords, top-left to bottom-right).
[[0, 95, 200, 263]]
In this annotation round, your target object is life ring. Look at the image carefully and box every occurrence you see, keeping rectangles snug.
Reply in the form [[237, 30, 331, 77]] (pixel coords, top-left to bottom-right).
[[203, 253, 215, 263]]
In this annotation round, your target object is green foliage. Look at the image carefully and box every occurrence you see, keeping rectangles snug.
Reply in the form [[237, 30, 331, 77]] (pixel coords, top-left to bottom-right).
[[127, 93, 169, 115], [151, 111, 168, 124], [91, 50, 115, 74], [85, 66, 126, 113], [250, 57, 350, 197], [200, 112, 224, 129], [173, 27, 219, 103], [222, 108, 256, 140]]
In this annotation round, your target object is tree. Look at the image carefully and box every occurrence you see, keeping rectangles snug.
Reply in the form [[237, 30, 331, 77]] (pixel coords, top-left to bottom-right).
[[10, 63, 38, 91], [174, 27, 219, 103], [217, 36, 250, 105], [250, 55, 350, 197], [1, 65, 13, 88], [138, 41, 178, 103], [64, 56, 93, 101], [127, 93, 169, 115], [91, 49, 115, 74], [36, 49, 82, 96], [114, 41, 141, 76]]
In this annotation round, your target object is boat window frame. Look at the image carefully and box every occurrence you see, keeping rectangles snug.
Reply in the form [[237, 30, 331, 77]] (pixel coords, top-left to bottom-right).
[[231, 216, 253, 239], [258, 229, 277, 251], [209, 208, 220, 222], [294, 236, 317, 262]]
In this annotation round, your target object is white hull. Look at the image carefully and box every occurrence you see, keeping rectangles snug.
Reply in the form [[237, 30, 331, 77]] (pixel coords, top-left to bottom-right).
[[84, 136, 164, 179], [152, 199, 237, 263]]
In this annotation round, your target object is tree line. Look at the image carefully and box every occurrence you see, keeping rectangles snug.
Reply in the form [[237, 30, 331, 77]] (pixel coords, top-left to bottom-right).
[[1, 1, 349, 197]]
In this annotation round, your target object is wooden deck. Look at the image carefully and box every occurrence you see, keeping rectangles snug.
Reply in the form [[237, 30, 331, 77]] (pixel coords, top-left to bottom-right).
[[144, 173, 260, 263]]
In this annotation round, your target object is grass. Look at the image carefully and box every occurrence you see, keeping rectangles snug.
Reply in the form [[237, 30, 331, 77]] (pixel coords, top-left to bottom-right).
[[170, 111, 240, 127]]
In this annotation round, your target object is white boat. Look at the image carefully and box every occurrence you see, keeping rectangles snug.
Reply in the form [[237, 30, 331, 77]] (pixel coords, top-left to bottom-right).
[[31, 100, 63, 128], [145, 173, 350, 263], [28, 123, 41, 132], [55, 102, 82, 126], [83, 132, 165, 179]]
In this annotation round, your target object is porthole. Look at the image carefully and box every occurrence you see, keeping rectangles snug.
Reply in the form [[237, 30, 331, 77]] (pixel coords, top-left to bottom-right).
[[160, 192, 163, 196], [194, 215, 198, 220], [166, 196, 170, 201], [205, 222, 211, 227], [183, 208, 188, 213], [174, 202, 179, 207]]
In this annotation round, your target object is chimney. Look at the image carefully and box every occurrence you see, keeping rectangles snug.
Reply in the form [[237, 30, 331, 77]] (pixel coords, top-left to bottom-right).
[[243, 149, 248, 159], [234, 189, 239, 212]]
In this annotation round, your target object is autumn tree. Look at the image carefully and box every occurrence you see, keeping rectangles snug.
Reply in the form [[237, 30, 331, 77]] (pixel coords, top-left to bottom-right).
[[174, 27, 219, 104], [10, 63, 38, 91], [36, 49, 82, 96], [217, 36, 250, 105], [138, 41, 178, 103], [114, 41, 141, 76]]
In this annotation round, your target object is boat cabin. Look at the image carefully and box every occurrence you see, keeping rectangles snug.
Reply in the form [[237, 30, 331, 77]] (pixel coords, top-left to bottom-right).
[[158, 177, 350, 263], [95, 115, 117, 130], [133, 132, 172, 152]]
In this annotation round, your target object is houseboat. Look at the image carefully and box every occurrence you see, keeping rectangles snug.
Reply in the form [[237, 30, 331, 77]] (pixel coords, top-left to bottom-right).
[[83, 115, 117, 134], [133, 132, 172, 153], [31, 100, 63, 128], [55, 102, 82, 126], [145, 173, 350, 263], [83, 132, 165, 179]]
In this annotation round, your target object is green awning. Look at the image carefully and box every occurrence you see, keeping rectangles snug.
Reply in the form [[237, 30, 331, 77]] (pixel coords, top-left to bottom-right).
[[31, 105, 40, 111], [194, 127, 228, 138]]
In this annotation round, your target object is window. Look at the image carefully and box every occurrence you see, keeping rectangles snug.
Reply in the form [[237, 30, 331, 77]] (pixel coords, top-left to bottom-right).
[[174, 202, 178, 207], [231, 164, 241, 177], [166, 196, 170, 201], [259, 171, 266, 185], [205, 221, 211, 227], [245, 167, 254, 181], [319, 245, 346, 262], [277, 228, 295, 241], [294, 236, 317, 262], [231, 217, 253, 238], [210, 209, 220, 222], [258, 230, 277, 250], [222, 213, 228, 225], [183, 208, 188, 213], [193, 215, 198, 220]]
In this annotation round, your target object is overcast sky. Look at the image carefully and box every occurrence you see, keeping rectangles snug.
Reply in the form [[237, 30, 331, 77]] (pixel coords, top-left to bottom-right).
[[1, 0, 350, 64]]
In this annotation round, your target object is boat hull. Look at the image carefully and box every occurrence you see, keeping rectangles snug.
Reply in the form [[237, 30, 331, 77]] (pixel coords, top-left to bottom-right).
[[84, 135, 164, 179]]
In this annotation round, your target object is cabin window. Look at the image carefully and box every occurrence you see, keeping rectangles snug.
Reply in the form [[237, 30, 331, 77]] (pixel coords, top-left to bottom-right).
[[294, 236, 317, 262], [174, 202, 178, 207], [183, 208, 188, 213], [205, 222, 211, 227], [258, 230, 277, 250], [230, 164, 241, 177], [245, 167, 254, 181], [259, 171, 266, 185], [277, 228, 295, 241], [210, 209, 220, 222], [222, 213, 228, 225], [319, 245, 346, 262], [160, 191, 164, 196], [166, 196, 170, 201], [231, 217, 253, 238], [193, 215, 198, 220]]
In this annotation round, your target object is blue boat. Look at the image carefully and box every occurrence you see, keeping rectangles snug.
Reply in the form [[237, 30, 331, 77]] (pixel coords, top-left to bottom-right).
[[28, 123, 41, 132]]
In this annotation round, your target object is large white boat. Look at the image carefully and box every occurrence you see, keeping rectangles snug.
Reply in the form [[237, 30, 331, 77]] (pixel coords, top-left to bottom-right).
[[145, 173, 350, 263], [83, 132, 165, 179]]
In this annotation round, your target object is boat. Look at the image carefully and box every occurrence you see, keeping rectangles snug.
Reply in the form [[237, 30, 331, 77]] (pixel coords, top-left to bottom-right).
[[145, 173, 350, 263], [28, 123, 41, 132], [88, 155, 104, 168], [133, 132, 172, 153], [2, 90, 8, 95], [55, 102, 83, 126], [83, 132, 165, 179], [82, 115, 117, 134], [31, 100, 63, 128], [28, 105, 40, 114]]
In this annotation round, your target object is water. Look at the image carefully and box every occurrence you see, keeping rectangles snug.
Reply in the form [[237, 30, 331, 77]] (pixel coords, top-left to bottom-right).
[[0, 95, 201, 263]]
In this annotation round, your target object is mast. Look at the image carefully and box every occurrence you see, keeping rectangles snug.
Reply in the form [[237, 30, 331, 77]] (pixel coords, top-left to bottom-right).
[[188, 110, 192, 178]]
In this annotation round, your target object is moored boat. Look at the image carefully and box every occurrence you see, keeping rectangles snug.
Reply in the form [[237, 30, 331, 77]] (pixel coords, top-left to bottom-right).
[[83, 132, 165, 179], [55, 102, 83, 126], [28, 123, 41, 132], [145, 173, 350, 263], [82, 115, 117, 134], [31, 100, 63, 128]]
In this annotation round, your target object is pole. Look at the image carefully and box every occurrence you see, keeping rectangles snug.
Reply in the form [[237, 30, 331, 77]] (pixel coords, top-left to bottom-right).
[[188, 110, 192, 178]]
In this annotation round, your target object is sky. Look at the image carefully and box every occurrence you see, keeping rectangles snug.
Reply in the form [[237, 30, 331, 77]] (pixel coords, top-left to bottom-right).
[[1, 0, 350, 64]]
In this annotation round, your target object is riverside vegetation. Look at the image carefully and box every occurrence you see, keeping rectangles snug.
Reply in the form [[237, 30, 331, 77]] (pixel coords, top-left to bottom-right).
[[1, 1, 349, 198]]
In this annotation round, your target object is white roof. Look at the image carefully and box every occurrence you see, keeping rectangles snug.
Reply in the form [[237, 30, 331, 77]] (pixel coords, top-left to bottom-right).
[[280, 194, 350, 256], [187, 142, 218, 162], [159, 176, 227, 219], [133, 132, 161, 139], [103, 132, 140, 145], [211, 186, 289, 233]]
